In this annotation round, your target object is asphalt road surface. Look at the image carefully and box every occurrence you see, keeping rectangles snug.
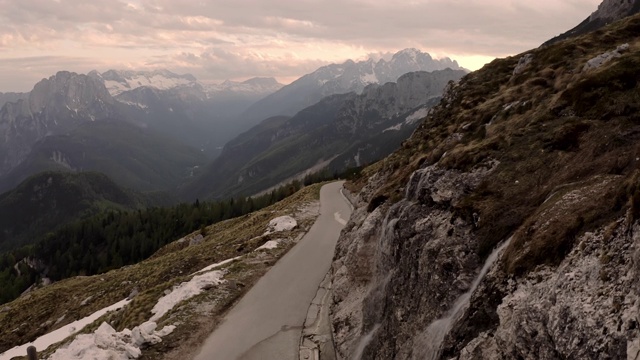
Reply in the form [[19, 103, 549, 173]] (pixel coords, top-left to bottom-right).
[[193, 181, 352, 360]]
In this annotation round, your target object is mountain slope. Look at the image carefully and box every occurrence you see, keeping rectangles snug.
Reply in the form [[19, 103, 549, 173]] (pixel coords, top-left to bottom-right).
[[329, 12, 640, 360], [544, 0, 640, 45], [0, 71, 120, 176], [0, 171, 143, 251], [0, 120, 207, 194], [184, 69, 466, 200], [0, 92, 29, 108], [237, 49, 464, 129]]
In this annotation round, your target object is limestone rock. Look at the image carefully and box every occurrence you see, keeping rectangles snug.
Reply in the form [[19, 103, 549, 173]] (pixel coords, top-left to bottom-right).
[[583, 44, 630, 71], [513, 54, 534, 76]]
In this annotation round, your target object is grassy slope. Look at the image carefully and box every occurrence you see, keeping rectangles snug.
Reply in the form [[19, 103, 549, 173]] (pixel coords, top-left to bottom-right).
[[0, 183, 324, 358], [352, 14, 640, 275]]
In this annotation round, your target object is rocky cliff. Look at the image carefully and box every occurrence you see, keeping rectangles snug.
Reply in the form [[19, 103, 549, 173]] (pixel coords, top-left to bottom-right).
[[330, 12, 640, 360], [237, 49, 465, 129], [0, 71, 118, 175]]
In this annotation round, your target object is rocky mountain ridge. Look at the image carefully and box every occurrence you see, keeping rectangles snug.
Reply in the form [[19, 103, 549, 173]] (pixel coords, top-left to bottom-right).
[[0, 71, 119, 176], [544, 0, 640, 45], [237, 48, 465, 129], [183, 69, 466, 200], [88, 69, 197, 96], [0, 92, 29, 108], [330, 11, 640, 360], [88, 69, 283, 98]]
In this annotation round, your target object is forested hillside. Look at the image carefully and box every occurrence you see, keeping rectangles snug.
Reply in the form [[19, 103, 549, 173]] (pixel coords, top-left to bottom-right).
[[0, 168, 351, 305]]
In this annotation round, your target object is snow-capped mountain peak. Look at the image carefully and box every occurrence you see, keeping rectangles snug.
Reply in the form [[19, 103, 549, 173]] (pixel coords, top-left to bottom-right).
[[238, 48, 467, 126], [204, 77, 283, 95], [88, 69, 198, 96]]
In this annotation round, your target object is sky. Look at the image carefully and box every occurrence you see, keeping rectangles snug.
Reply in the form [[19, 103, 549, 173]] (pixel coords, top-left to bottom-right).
[[0, 0, 601, 92]]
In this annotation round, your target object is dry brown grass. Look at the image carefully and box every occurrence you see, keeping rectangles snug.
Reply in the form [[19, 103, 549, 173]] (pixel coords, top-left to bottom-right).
[[345, 13, 640, 275], [0, 183, 324, 355]]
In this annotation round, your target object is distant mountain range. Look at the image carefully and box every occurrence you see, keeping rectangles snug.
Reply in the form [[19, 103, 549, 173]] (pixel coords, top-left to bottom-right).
[[237, 48, 466, 129], [102, 72, 284, 157], [87, 69, 283, 98], [0, 70, 283, 191], [183, 68, 467, 200], [0, 48, 464, 201]]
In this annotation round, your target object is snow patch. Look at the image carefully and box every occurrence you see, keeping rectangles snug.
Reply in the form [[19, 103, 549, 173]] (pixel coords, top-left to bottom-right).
[[47, 321, 174, 360], [360, 72, 378, 84], [383, 123, 402, 132], [264, 216, 297, 235], [0, 299, 130, 360], [256, 240, 280, 251], [104, 75, 194, 96], [191, 257, 241, 275], [405, 107, 431, 125], [117, 100, 149, 109], [150, 271, 225, 322]]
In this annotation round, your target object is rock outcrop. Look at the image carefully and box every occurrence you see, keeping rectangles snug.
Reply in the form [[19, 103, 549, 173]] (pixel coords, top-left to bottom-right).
[[329, 9, 640, 360], [0, 71, 118, 175], [543, 0, 640, 45]]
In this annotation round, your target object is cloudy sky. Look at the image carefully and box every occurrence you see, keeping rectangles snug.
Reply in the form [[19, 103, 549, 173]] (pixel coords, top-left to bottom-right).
[[0, 0, 601, 92]]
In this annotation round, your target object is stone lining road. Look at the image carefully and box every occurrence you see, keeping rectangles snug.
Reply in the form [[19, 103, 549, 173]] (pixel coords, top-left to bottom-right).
[[193, 181, 352, 360]]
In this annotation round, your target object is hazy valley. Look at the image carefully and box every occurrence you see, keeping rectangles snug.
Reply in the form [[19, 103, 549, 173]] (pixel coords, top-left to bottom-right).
[[1, 0, 640, 359]]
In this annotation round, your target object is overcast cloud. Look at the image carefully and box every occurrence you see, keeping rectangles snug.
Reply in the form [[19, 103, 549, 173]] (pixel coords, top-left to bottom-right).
[[0, 0, 600, 92]]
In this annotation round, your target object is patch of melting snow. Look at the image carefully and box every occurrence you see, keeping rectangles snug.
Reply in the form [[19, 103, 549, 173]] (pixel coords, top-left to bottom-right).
[[0, 299, 130, 360], [405, 107, 430, 125], [2, 257, 234, 359], [150, 270, 225, 322], [47, 321, 175, 360], [3, 214, 313, 359], [264, 215, 297, 235], [383, 123, 402, 132], [256, 240, 280, 251], [191, 256, 241, 276]]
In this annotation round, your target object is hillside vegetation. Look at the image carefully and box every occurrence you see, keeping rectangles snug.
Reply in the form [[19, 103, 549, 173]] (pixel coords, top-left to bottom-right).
[[0, 183, 325, 358], [0, 171, 143, 252], [0, 177, 313, 305], [330, 12, 640, 360], [363, 13, 640, 273]]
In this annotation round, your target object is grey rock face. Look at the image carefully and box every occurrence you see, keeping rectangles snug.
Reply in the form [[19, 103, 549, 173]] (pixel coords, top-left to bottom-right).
[[513, 54, 534, 76], [591, 0, 639, 21], [238, 49, 466, 128], [583, 43, 630, 71], [334, 69, 466, 135], [330, 160, 499, 360], [0, 92, 29, 108], [0, 71, 118, 176], [543, 0, 640, 45], [330, 160, 640, 359], [453, 220, 640, 360]]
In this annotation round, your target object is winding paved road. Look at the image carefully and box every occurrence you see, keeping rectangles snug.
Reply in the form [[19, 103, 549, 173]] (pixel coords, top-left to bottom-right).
[[193, 181, 352, 360]]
